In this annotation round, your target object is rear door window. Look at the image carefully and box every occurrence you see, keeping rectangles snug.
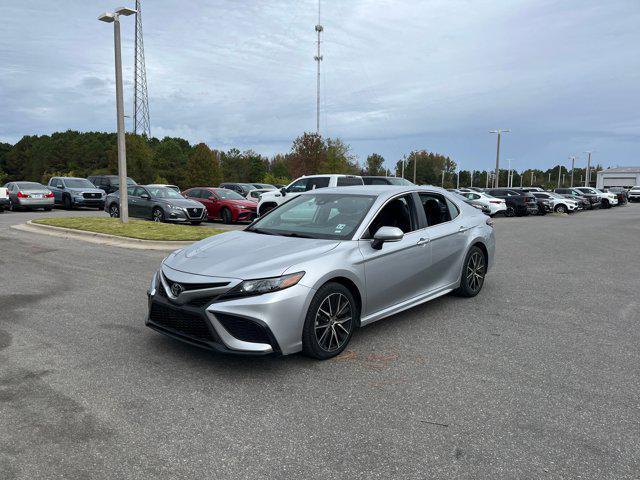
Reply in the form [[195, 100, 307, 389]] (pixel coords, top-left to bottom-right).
[[307, 177, 330, 190], [418, 193, 453, 227], [337, 176, 363, 187]]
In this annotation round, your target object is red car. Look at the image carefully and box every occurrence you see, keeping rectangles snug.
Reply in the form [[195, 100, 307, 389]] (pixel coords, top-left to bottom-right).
[[182, 187, 257, 223]]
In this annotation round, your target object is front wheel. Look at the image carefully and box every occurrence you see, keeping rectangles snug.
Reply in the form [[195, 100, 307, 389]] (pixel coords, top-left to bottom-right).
[[302, 283, 358, 360], [63, 195, 72, 210], [454, 246, 486, 298], [504, 206, 516, 217], [108, 204, 120, 218], [221, 208, 232, 224], [554, 204, 567, 214]]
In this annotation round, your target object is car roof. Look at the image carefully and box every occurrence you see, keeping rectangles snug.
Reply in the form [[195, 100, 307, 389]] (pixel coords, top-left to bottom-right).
[[297, 184, 447, 199]]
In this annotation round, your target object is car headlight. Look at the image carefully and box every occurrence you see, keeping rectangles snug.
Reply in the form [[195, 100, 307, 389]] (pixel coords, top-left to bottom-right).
[[169, 205, 183, 212], [74, 192, 84, 197], [224, 272, 305, 298]]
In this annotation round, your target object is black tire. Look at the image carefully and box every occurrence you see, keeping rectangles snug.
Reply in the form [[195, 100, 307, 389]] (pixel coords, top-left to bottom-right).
[[504, 205, 516, 217], [454, 246, 487, 298], [63, 195, 72, 210], [302, 282, 358, 360], [190, 221, 202, 226], [554, 204, 567, 214], [602, 199, 611, 209], [108, 203, 120, 218], [44, 206, 52, 212], [259, 203, 276, 217], [152, 208, 165, 223], [221, 208, 232, 224]]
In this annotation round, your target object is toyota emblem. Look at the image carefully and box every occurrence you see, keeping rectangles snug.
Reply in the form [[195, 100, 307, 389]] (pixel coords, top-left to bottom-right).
[[170, 283, 185, 297]]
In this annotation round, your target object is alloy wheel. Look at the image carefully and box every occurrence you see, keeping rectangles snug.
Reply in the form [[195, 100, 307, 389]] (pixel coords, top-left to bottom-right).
[[466, 251, 485, 293], [505, 206, 515, 217], [109, 205, 119, 218], [153, 209, 164, 222], [314, 293, 353, 352]]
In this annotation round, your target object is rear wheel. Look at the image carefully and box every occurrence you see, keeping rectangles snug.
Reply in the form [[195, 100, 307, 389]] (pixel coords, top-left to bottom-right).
[[454, 246, 486, 298], [302, 283, 358, 360], [601, 199, 610, 209], [152, 208, 165, 223], [108, 204, 120, 218]]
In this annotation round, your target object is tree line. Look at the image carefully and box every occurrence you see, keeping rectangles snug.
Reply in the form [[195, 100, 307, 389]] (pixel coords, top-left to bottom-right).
[[0, 130, 601, 190]]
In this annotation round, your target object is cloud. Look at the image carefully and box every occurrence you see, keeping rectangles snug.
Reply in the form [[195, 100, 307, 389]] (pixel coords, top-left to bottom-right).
[[0, 0, 638, 171]]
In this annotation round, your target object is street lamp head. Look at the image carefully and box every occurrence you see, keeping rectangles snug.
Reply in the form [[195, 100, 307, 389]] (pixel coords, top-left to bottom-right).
[[98, 12, 115, 22], [115, 7, 137, 16]]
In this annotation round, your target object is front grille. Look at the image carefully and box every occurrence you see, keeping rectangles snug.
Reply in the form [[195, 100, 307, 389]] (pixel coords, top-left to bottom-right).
[[162, 273, 229, 292], [83, 192, 102, 199], [158, 278, 217, 308], [149, 302, 215, 342], [186, 207, 203, 219], [216, 314, 272, 345]]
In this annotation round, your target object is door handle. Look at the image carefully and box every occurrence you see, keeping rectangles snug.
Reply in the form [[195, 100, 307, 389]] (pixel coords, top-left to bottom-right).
[[459, 225, 468, 232], [416, 237, 430, 246]]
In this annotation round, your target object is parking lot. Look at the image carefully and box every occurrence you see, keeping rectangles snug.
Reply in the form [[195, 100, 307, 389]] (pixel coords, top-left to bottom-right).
[[1, 205, 639, 479]]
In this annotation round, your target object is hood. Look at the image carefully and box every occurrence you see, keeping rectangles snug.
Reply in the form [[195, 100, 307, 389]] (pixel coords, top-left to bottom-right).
[[228, 199, 257, 209], [164, 230, 340, 279], [159, 197, 203, 208], [259, 190, 283, 201], [66, 187, 104, 194]]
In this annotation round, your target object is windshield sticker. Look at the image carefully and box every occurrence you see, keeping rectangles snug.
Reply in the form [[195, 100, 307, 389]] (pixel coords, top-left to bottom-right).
[[334, 223, 346, 234]]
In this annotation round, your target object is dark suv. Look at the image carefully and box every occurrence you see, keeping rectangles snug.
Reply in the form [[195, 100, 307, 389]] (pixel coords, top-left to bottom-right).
[[88, 175, 137, 194], [554, 188, 600, 209], [486, 188, 538, 217]]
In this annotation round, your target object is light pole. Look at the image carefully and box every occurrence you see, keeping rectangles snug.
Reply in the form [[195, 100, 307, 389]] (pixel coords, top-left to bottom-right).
[[557, 165, 562, 189], [441, 170, 445, 187], [99, 7, 136, 223], [456, 168, 460, 189], [584, 151, 592, 187], [570, 156, 575, 187], [413, 156, 417, 184], [470, 170, 474, 188], [490, 129, 510, 188]]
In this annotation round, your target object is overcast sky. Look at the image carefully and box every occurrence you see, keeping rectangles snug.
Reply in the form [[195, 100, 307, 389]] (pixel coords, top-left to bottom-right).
[[1, 0, 638, 172]]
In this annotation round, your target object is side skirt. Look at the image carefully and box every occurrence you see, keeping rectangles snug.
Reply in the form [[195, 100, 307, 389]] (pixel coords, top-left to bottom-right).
[[360, 283, 457, 327]]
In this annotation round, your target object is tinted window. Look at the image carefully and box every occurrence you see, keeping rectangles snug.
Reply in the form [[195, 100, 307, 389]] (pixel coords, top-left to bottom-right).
[[216, 189, 244, 200], [147, 187, 183, 199], [16, 182, 45, 190], [367, 194, 417, 237], [364, 178, 389, 185], [337, 177, 363, 187], [288, 179, 308, 193], [307, 177, 330, 190], [64, 178, 95, 189], [126, 186, 136, 195], [419, 193, 453, 227], [446, 198, 459, 219]]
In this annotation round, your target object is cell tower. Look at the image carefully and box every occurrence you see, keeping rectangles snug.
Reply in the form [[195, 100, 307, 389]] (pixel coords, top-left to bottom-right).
[[314, 0, 323, 135], [133, 0, 151, 137]]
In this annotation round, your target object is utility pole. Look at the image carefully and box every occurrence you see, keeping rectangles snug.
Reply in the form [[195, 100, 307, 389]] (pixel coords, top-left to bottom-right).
[[530, 171, 534, 186], [456, 168, 460, 189], [570, 156, 575, 187], [470, 170, 473, 188], [99, 7, 136, 223], [413, 156, 417, 184], [401, 157, 405, 179], [520, 173, 523, 188], [314, 0, 323, 134], [548, 172, 551, 183], [507, 159, 511, 188], [557, 165, 562, 189], [490, 129, 510, 188], [441, 170, 445, 187], [584, 151, 592, 187], [485, 172, 489, 189], [133, 0, 150, 137]]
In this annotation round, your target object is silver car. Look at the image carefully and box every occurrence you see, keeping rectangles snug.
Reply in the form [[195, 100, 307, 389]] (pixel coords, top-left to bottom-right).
[[146, 186, 495, 359], [4, 181, 55, 211]]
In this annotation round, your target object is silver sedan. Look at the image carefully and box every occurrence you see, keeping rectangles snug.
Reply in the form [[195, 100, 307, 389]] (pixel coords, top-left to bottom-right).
[[146, 186, 495, 360]]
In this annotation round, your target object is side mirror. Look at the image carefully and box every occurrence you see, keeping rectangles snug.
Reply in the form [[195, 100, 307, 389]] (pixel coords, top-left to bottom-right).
[[371, 226, 404, 250], [280, 187, 287, 196], [140, 193, 150, 200]]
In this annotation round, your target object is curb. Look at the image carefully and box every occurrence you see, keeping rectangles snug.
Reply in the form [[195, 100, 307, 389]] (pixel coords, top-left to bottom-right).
[[11, 221, 194, 251]]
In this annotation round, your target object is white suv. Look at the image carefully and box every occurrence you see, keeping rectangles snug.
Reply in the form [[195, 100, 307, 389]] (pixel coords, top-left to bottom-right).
[[532, 191, 578, 213], [257, 174, 363, 216], [575, 187, 618, 208], [628, 186, 640, 202]]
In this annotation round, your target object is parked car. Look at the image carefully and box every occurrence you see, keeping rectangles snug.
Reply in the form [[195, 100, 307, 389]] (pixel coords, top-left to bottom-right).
[[575, 187, 618, 208], [182, 187, 257, 223], [146, 185, 495, 359], [47, 177, 105, 210], [485, 189, 538, 217], [146, 184, 181, 193], [460, 191, 506, 216], [515, 187, 545, 192], [604, 187, 628, 205], [559, 193, 589, 210], [362, 176, 415, 186], [88, 175, 137, 194], [531, 191, 578, 213], [628, 186, 640, 202], [245, 188, 272, 203], [554, 188, 601, 209], [3, 181, 54, 211], [251, 183, 276, 190], [0, 186, 9, 212], [450, 192, 491, 215], [257, 174, 364, 216], [219, 183, 256, 196], [105, 185, 206, 224]]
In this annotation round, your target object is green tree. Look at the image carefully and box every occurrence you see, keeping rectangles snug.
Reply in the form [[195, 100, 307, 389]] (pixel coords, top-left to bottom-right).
[[153, 137, 189, 187], [185, 143, 220, 188], [323, 138, 359, 174], [287, 132, 325, 178], [124, 134, 155, 184], [365, 153, 386, 176], [395, 150, 457, 185]]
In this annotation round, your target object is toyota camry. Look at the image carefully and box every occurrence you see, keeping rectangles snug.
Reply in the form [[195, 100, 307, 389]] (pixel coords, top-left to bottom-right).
[[146, 186, 495, 359]]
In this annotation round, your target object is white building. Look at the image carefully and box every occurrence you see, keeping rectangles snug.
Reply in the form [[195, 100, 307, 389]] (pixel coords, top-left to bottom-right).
[[596, 167, 640, 189]]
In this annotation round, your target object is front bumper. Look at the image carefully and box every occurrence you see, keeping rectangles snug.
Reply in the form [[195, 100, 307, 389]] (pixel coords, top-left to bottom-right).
[[145, 270, 313, 356], [235, 209, 257, 222], [165, 207, 207, 223], [72, 196, 105, 207]]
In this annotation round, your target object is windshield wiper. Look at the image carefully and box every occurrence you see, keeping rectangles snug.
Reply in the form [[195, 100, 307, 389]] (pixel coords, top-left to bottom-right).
[[246, 227, 275, 235], [277, 232, 315, 239]]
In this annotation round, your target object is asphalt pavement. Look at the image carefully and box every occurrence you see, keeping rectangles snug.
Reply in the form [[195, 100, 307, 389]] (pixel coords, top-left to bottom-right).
[[1, 205, 639, 479]]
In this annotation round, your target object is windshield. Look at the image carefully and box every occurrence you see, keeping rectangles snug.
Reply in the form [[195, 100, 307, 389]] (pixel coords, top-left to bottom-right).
[[16, 182, 45, 190], [112, 178, 137, 186], [147, 187, 184, 199], [548, 192, 564, 199], [217, 189, 245, 200], [65, 179, 95, 189], [248, 193, 376, 240]]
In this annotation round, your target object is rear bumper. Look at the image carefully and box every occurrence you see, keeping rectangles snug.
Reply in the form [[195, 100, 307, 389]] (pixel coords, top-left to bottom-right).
[[18, 198, 54, 208]]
